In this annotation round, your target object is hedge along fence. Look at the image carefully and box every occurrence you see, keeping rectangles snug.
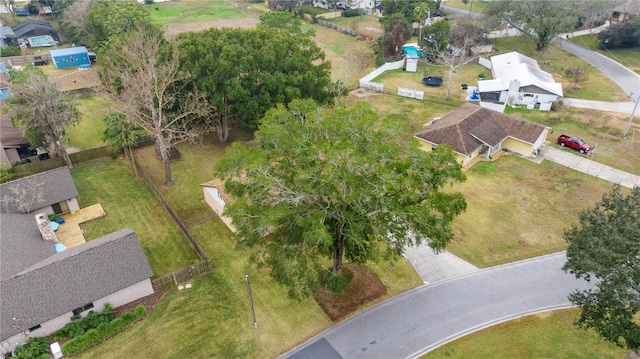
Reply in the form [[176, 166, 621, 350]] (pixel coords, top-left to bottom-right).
[[133, 158, 209, 261], [151, 260, 213, 292]]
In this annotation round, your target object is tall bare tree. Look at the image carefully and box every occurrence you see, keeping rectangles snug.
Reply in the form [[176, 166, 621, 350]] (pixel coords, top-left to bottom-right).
[[10, 72, 79, 169], [99, 27, 207, 186]]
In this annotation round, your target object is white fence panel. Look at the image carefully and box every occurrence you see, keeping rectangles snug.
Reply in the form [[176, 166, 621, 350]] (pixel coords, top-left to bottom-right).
[[478, 57, 492, 69], [360, 82, 384, 92], [397, 87, 424, 100]]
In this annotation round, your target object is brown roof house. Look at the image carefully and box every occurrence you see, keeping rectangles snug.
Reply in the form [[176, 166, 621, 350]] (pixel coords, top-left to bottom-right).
[[0, 115, 31, 165], [414, 103, 551, 168], [0, 168, 154, 354]]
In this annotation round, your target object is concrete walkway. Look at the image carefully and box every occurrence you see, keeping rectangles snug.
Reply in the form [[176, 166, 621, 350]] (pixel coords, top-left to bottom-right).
[[404, 246, 478, 284], [541, 145, 640, 188], [560, 98, 638, 115]]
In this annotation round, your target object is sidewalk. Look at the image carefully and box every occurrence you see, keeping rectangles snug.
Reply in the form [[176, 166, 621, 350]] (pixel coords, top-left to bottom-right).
[[404, 245, 478, 284], [561, 98, 638, 115], [540, 145, 640, 188]]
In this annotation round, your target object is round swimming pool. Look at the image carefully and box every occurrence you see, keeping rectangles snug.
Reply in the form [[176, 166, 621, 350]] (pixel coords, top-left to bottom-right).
[[402, 45, 424, 58]]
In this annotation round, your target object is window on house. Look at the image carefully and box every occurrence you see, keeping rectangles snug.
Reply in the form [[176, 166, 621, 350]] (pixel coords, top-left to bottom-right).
[[524, 94, 534, 97]]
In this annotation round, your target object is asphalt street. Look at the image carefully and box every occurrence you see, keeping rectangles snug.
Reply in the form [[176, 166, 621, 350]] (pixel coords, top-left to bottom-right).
[[281, 253, 592, 359]]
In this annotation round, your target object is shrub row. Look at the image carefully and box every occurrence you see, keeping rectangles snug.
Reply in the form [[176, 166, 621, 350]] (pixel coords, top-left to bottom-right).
[[52, 303, 115, 341], [61, 305, 146, 356]]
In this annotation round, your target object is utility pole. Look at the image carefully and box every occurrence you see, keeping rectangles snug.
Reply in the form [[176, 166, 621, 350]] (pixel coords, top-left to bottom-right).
[[624, 92, 639, 138]]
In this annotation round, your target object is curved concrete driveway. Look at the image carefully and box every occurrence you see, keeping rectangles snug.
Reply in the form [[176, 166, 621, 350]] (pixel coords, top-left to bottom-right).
[[281, 252, 591, 359], [541, 145, 640, 188]]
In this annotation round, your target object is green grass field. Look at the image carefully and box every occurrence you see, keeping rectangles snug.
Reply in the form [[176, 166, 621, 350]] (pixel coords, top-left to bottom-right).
[[77, 129, 423, 358], [425, 309, 627, 358], [149, 0, 248, 24], [71, 158, 200, 275], [448, 156, 615, 267], [64, 95, 110, 151]]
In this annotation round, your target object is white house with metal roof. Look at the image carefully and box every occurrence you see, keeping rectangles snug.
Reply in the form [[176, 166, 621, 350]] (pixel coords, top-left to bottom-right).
[[477, 51, 563, 112]]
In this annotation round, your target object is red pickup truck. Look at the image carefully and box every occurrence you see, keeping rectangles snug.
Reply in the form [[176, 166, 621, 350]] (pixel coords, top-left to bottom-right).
[[557, 134, 592, 154]]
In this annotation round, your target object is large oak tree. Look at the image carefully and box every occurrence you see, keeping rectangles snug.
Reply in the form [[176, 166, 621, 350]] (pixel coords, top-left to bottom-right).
[[214, 99, 467, 298], [563, 185, 640, 355], [486, 0, 603, 52], [177, 27, 333, 143]]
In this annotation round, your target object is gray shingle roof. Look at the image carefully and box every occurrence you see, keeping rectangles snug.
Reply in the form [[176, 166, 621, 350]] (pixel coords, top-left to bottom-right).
[[0, 213, 56, 280], [414, 103, 546, 156], [0, 166, 79, 214], [11, 20, 55, 38], [1, 228, 154, 340]]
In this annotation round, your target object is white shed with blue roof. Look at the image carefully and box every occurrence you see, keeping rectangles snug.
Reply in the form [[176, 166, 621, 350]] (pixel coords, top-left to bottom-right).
[[49, 46, 90, 69]]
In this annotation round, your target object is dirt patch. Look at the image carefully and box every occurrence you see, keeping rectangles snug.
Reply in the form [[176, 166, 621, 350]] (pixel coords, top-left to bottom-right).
[[114, 291, 165, 318], [165, 18, 260, 38], [314, 264, 386, 321]]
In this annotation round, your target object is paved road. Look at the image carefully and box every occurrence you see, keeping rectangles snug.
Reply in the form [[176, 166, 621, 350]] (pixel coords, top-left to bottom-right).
[[553, 38, 640, 102], [541, 145, 640, 188], [281, 253, 592, 359]]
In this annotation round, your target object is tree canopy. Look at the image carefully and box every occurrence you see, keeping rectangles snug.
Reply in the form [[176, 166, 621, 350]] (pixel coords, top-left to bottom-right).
[[99, 27, 207, 186], [563, 185, 640, 353], [176, 27, 333, 141], [486, 0, 582, 52], [85, 0, 158, 52], [214, 99, 467, 298]]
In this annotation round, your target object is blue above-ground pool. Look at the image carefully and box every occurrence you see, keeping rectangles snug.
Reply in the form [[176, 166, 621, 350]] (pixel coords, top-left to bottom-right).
[[402, 45, 425, 58]]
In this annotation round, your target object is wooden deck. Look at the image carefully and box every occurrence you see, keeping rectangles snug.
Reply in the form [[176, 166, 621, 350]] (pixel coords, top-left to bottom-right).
[[56, 204, 106, 249]]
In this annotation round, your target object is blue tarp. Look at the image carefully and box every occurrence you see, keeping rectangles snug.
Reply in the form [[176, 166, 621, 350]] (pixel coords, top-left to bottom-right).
[[54, 243, 67, 253]]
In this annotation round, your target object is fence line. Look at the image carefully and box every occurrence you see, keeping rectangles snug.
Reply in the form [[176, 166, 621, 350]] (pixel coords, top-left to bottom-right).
[[151, 260, 213, 292], [315, 18, 374, 41], [12, 146, 109, 177], [133, 158, 209, 261], [1, 53, 52, 65]]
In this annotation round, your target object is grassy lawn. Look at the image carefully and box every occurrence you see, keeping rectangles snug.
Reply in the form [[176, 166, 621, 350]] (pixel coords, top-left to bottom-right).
[[572, 34, 640, 74], [71, 157, 200, 276], [448, 156, 615, 267], [149, 0, 248, 24], [79, 127, 423, 358], [64, 95, 110, 151], [425, 308, 627, 358], [371, 63, 488, 103], [504, 106, 640, 175], [326, 14, 384, 39], [302, 22, 376, 88], [440, 0, 490, 14]]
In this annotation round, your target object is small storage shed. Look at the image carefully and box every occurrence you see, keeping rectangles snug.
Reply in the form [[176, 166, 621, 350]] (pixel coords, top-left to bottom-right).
[[49, 46, 90, 69]]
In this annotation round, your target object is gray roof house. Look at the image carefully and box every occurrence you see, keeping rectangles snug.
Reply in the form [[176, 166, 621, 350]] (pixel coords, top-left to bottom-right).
[[0, 166, 80, 215], [0, 169, 155, 354]]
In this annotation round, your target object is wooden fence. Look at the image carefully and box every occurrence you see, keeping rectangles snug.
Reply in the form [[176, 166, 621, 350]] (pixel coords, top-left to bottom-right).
[[151, 260, 213, 292], [133, 158, 209, 261], [1, 53, 52, 65], [12, 146, 109, 177], [315, 19, 374, 41]]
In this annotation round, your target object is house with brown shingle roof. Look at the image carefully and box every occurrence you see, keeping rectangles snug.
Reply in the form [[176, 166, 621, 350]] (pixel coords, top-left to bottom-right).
[[0, 168, 154, 354], [414, 103, 551, 168]]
